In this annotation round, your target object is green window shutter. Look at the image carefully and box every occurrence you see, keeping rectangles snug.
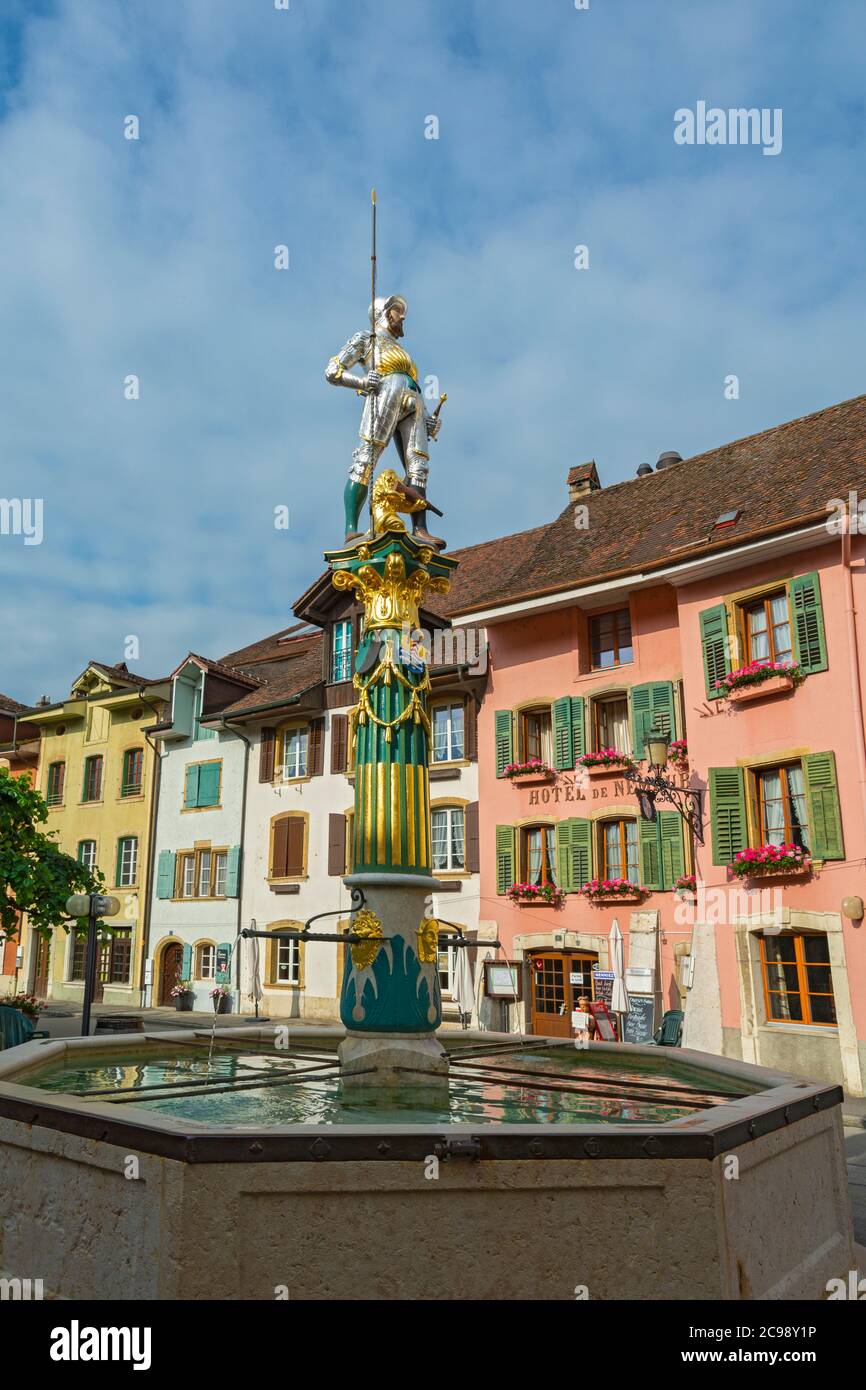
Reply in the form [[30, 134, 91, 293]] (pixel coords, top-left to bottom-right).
[[216, 942, 233, 984], [791, 572, 828, 674], [114, 839, 123, 886], [803, 752, 844, 859], [658, 811, 686, 889], [556, 819, 575, 890], [496, 825, 516, 894], [638, 819, 662, 890], [156, 850, 175, 898], [700, 604, 731, 699], [629, 684, 653, 759], [181, 943, 193, 979], [197, 762, 221, 807], [553, 697, 574, 770], [571, 818, 593, 888], [494, 711, 514, 777], [709, 766, 748, 866], [571, 696, 586, 761], [224, 845, 241, 897], [184, 765, 199, 808]]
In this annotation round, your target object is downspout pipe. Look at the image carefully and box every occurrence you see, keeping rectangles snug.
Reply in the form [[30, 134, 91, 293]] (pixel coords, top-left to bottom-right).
[[138, 692, 166, 1007], [842, 504, 866, 860], [219, 718, 252, 1013]]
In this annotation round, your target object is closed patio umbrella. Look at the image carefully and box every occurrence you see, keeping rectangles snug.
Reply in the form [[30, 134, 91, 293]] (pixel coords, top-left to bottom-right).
[[454, 947, 475, 1029], [609, 919, 629, 1040]]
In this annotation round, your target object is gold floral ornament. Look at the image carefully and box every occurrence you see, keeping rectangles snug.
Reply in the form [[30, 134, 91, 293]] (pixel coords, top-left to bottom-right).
[[349, 640, 431, 744], [349, 908, 383, 969], [332, 549, 450, 632], [416, 917, 440, 965]]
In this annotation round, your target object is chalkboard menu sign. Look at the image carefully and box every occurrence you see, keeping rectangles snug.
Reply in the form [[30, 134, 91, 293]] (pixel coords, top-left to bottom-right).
[[592, 970, 614, 1009], [623, 995, 655, 1045]]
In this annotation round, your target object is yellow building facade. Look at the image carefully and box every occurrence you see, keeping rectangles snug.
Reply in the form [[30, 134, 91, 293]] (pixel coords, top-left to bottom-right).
[[23, 662, 168, 1008]]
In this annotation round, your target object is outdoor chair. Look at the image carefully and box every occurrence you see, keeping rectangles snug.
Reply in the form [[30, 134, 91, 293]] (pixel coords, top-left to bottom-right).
[[0, 1005, 47, 1050], [651, 1009, 684, 1047]]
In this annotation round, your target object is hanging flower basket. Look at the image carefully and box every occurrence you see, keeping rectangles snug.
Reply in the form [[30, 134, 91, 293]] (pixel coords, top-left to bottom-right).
[[576, 749, 635, 776], [716, 660, 800, 702], [668, 739, 689, 768], [579, 878, 646, 905], [674, 874, 697, 899], [507, 882, 565, 907], [503, 758, 557, 784], [729, 844, 811, 879]]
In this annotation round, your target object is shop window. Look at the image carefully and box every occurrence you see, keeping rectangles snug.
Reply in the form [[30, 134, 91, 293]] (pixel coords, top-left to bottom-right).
[[759, 933, 836, 1026]]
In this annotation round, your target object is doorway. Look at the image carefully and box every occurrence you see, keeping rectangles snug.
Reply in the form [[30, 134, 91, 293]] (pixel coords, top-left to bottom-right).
[[159, 942, 184, 1006], [32, 934, 51, 998], [528, 950, 598, 1037]]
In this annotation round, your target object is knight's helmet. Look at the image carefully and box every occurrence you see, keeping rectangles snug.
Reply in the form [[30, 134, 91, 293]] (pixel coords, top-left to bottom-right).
[[369, 295, 408, 331]]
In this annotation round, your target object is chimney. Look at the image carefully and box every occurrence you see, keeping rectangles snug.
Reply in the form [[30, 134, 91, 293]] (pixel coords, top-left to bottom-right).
[[37, 695, 51, 707], [655, 450, 683, 471], [568, 460, 601, 501], [636, 463, 653, 477]]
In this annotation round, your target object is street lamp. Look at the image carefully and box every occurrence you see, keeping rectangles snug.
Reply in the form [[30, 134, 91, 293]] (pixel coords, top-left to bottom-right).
[[623, 727, 705, 843], [66, 893, 121, 1037]]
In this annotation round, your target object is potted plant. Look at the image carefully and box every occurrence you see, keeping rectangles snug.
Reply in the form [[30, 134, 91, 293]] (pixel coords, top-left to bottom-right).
[[503, 757, 556, 784], [170, 980, 194, 1011], [507, 880, 565, 907], [579, 877, 646, 905], [674, 873, 697, 899], [210, 984, 232, 1014], [716, 659, 801, 703], [576, 748, 635, 776], [730, 844, 811, 879], [2, 990, 41, 1021], [668, 739, 689, 768]]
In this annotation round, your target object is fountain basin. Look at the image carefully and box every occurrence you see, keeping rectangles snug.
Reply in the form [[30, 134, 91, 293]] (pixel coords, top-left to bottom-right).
[[0, 1026, 853, 1301]]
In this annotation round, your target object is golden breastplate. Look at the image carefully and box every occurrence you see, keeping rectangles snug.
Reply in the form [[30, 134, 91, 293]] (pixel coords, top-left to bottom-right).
[[375, 341, 418, 382]]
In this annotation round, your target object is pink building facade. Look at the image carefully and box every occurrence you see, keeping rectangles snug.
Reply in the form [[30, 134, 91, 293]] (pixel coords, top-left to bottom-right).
[[449, 397, 866, 1094]]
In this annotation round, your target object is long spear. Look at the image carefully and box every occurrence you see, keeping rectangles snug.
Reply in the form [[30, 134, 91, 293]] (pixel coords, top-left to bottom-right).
[[369, 188, 377, 531]]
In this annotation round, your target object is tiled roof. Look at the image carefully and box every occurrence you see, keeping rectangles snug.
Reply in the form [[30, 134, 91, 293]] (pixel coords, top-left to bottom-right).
[[86, 661, 159, 689], [182, 652, 263, 688], [449, 393, 866, 614], [0, 692, 29, 715], [219, 623, 318, 668], [218, 633, 324, 718], [427, 524, 550, 618]]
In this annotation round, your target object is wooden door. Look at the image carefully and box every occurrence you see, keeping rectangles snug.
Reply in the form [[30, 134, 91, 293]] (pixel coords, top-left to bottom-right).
[[92, 938, 111, 1004], [529, 951, 598, 1037], [159, 943, 183, 1005], [33, 935, 51, 998]]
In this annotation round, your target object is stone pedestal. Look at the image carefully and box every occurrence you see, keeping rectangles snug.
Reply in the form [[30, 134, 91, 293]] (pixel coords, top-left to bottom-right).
[[339, 1031, 448, 1086]]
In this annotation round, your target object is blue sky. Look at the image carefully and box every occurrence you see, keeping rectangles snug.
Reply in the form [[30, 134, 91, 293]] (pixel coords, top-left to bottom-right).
[[1, 0, 864, 702]]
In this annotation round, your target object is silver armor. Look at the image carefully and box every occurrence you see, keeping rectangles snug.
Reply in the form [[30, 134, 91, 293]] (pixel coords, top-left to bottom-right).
[[325, 296, 439, 489]]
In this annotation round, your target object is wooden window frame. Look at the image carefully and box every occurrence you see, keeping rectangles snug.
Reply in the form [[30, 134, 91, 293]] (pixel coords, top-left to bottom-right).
[[268, 812, 309, 882], [598, 816, 639, 883], [82, 754, 104, 803], [519, 823, 557, 887], [265, 921, 306, 989], [591, 692, 629, 753], [195, 942, 217, 981], [520, 705, 553, 763], [120, 746, 144, 798], [174, 846, 230, 900], [430, 803, 467, 875], [330, 619, 353, 684], [749, 761, 810, 851], [115, 835, 139, 888], [429, 699, 466, 765], [759, 932, 836, 1028], [276, 720, 311, 783], [590, 607, 633, 671], [77, 839, 97, 873], [46, 760, 66, 806], [738, 588, 794, 666]]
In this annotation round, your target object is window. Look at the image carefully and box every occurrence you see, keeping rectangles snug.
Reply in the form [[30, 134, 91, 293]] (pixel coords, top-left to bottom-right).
[[590, 608, 633, 669], [431, 702, 465, 762], [82, 755, 103, 802], [196, 944, 216, 980], [438, 943, 457, 996], [593, 695, 629, 752], [121, 748, 143, 796], [521, 825, 557, 886], [741, 591, 793, 664], [759, 933, 836, 1026], [521, 707, 553, 764], [77, 840, 97, 873], [183, 760, 221, 808], [431, 806, 465, 871], [46, 761, 65, 806], [107, 931, 132, 985], [193, 685, 217, 741], [116, 836, 138, 887], [331, 619, 353, 683], [600, 818, 639, 885], [69, 932, 87, 981], [176, 848, 228, 898], [84, 705, 109, 744], [270, 934, 301, 985], [280, 725, 309, 780], [754, 763, 809, 851], [270, 815, 306, 879]]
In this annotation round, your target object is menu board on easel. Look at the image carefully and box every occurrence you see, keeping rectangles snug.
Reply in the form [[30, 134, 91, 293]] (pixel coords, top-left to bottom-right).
[[623, 995, 655, 1045], [592, 970, 614, 1009]]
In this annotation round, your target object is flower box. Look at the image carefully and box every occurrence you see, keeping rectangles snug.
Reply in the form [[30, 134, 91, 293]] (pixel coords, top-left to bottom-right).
[[730, 845, 811, 880], [508, 884, 564, 908], [584, 761, 633, 777], [734, 862, 811, 881], [585, 892, 644, 905], [507, 770, 557, 786], [503, 760, 556, 785], [716, 661, 800, 701], [577, 750, 634, 776], [579, 878, 646, 906], [726, 674, 795, 704]]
